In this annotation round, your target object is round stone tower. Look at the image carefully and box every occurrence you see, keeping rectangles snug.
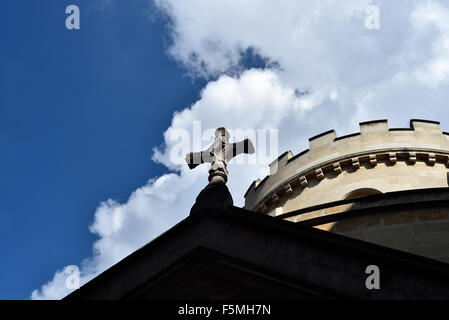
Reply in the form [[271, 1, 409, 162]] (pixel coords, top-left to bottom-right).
[[244, 119, 449, 263]]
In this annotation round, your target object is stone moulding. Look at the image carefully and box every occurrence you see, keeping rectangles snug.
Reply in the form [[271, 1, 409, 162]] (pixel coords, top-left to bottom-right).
[[333, 162, 342, 173], [245, 119, 449, 213]]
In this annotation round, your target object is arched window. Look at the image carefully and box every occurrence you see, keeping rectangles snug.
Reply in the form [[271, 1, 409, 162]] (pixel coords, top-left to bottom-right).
[[344, 188, 382, 200]]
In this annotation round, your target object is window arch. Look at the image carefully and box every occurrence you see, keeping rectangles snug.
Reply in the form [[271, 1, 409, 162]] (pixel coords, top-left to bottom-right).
[[344, 188, 382, 200]]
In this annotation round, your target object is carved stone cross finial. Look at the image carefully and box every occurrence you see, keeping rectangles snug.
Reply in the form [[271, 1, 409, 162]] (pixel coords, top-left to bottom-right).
[[185, 127, 255, 184]]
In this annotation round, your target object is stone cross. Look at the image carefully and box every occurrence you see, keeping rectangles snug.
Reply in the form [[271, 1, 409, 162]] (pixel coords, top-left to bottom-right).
[[185, 127, 255, 184]]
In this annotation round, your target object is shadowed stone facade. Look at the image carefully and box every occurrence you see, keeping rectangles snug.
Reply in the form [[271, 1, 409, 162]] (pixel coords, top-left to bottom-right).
[[65, 205, 449, 300]]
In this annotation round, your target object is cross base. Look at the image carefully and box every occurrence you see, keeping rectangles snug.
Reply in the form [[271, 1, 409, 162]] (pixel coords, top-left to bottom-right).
[[190, 181, 233, 215], [208, 160, 228, 184]]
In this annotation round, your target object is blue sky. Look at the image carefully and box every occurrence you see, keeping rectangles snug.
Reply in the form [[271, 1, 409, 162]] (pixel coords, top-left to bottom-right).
[[3, 0, 449, 299], [0, 0, 206, 299]]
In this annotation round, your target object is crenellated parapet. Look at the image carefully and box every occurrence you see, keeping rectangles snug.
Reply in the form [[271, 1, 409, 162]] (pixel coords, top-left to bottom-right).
[[244, 119, 449, 213]]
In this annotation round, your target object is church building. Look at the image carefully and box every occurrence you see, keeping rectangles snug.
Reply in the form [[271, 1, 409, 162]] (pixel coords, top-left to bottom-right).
[[65, 120, 449, 300]]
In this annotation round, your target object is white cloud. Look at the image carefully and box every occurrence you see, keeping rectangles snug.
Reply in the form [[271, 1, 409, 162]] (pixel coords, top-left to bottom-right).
[[32, 0, 449, 299], [31, 167, 207, 299]]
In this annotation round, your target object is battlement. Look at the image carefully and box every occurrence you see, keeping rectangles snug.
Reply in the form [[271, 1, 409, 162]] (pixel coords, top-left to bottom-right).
[[360, 119, 389, 134], [309, 129, 337, 149], [410, 119, 442, 133], [245, 119, 449, 211], [269, 151, 293, 175]]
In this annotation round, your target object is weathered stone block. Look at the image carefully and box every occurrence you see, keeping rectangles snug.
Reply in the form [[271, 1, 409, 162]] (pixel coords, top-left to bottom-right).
[[384, 212, 417, 226], [417, 210, 449, 222], [413, 221, 449, 234]]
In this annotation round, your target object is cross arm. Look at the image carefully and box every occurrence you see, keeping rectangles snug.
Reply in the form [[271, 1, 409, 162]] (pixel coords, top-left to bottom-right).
[[224, 138, 255, 163], [185, 150, 214, 169]]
